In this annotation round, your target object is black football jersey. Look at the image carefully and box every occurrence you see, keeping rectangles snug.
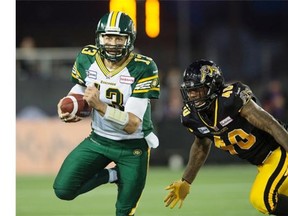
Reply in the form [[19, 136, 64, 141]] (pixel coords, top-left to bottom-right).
[[181, 82, 279, 165]]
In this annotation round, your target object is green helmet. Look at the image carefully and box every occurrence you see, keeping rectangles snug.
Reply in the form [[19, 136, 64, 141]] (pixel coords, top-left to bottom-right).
[[95, 11, 136, 62]]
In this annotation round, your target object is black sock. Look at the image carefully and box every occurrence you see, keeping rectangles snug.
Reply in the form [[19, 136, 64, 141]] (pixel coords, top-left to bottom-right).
[[271, 194, 288, 216]]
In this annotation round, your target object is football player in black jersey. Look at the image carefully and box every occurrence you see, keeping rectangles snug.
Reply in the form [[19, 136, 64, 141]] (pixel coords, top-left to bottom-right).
[[164, 59, 288, 215]]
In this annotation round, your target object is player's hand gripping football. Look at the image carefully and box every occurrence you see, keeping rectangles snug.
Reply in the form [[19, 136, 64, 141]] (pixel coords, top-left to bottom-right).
[[84, 83, 106, 115], [57, 98, 81, 123], [164, 179, 190, 209]]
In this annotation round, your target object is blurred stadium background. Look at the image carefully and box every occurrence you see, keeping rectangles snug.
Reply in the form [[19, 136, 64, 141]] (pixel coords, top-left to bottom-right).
[[16, 1, 288, 215]]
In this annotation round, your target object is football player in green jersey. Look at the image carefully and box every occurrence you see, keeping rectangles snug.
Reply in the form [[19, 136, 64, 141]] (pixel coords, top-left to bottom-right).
[[53, 11, 160, 216], [164, 60, 288, 215]]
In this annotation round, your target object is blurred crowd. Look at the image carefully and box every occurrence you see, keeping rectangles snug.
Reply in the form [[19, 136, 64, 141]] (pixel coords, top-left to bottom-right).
[[16, 0, 288, 124], [261, 80, 287, 123], [16, 36, 288, 124], [17, 36, 40, 79]]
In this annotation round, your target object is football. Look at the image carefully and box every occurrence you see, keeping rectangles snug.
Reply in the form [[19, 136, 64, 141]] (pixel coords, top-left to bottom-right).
[[60, 94, 92, 117]]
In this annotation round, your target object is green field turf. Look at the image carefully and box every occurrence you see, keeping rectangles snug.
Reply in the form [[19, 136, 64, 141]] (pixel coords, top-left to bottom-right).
[[17, 165, 263, 216]]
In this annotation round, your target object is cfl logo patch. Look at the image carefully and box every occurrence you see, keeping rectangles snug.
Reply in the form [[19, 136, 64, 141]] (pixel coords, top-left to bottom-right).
[[198, 127, 210, 134], [87, 70, 97, 79]]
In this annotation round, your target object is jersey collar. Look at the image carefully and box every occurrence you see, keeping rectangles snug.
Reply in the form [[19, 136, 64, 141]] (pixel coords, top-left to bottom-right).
[[95, 52, 134, 78], [197, 98, 219, 131]]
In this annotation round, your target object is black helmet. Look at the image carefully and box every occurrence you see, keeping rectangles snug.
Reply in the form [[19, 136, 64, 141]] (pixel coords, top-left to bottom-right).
[[180, 59, 224, 111], [95, 11, 136, 62]]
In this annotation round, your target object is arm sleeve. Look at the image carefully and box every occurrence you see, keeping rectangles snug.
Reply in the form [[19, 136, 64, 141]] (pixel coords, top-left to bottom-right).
[[69, 84, 86, 95], [132, 58, 160, 99], [125, 97, 148, 121], [71, 45, 97, 86]]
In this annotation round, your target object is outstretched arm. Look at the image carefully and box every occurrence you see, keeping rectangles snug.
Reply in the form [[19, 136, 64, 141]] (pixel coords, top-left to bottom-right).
[[182, 136, 212, 184], [240, 99, 288, 152], [164, 136, 212, 209]]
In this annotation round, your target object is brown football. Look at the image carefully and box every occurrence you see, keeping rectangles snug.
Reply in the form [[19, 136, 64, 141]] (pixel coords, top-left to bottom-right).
[[60, 94, 92, 117]]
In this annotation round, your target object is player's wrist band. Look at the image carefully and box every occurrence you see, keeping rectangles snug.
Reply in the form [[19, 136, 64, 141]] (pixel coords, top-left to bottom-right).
[[181, 178, 192, 184], [103, 105, 129, 129]]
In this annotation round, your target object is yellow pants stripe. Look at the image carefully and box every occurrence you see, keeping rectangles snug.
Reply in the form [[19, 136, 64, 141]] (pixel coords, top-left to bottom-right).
[[250, 147, 288, 214], [263, 147, 287, 212]]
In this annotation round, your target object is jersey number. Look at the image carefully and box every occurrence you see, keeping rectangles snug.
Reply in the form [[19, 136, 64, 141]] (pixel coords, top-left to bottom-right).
[[81, 46, 97, 56], [80, 46, 125, 110], [222, 85, 233, 98], [106, 88, 124, 110], [214, 129, 256, 155]]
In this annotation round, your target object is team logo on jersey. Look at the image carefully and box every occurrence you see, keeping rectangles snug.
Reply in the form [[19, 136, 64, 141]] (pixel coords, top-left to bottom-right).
[[87, 69, 97, 79], [150, 78, 159, 88], [133, 149, 142, 156], [240, 87, 252, 105], [120, 75, 135, 84], [220, 116, 233, 127], [197, 126, 210, 134]]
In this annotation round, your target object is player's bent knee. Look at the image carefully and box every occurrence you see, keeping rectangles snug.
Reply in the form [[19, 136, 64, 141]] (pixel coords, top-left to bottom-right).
[[54, 188, 76, 201]]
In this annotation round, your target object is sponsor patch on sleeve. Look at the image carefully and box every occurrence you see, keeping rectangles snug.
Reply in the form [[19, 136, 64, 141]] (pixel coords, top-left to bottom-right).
[[198, 127, 210, 134]]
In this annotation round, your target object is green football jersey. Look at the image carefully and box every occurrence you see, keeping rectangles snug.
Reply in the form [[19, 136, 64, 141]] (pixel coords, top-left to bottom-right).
[[70, 45, 160, 140]]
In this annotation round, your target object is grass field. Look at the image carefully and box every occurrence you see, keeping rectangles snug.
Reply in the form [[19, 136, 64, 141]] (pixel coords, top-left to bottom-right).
[[16, 165, 263, 216]]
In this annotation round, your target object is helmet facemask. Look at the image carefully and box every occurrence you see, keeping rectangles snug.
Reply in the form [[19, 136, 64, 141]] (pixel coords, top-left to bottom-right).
[[180, 60, 224, 112], [181, 82, 217, 112], [96, 33, 132, 62]]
